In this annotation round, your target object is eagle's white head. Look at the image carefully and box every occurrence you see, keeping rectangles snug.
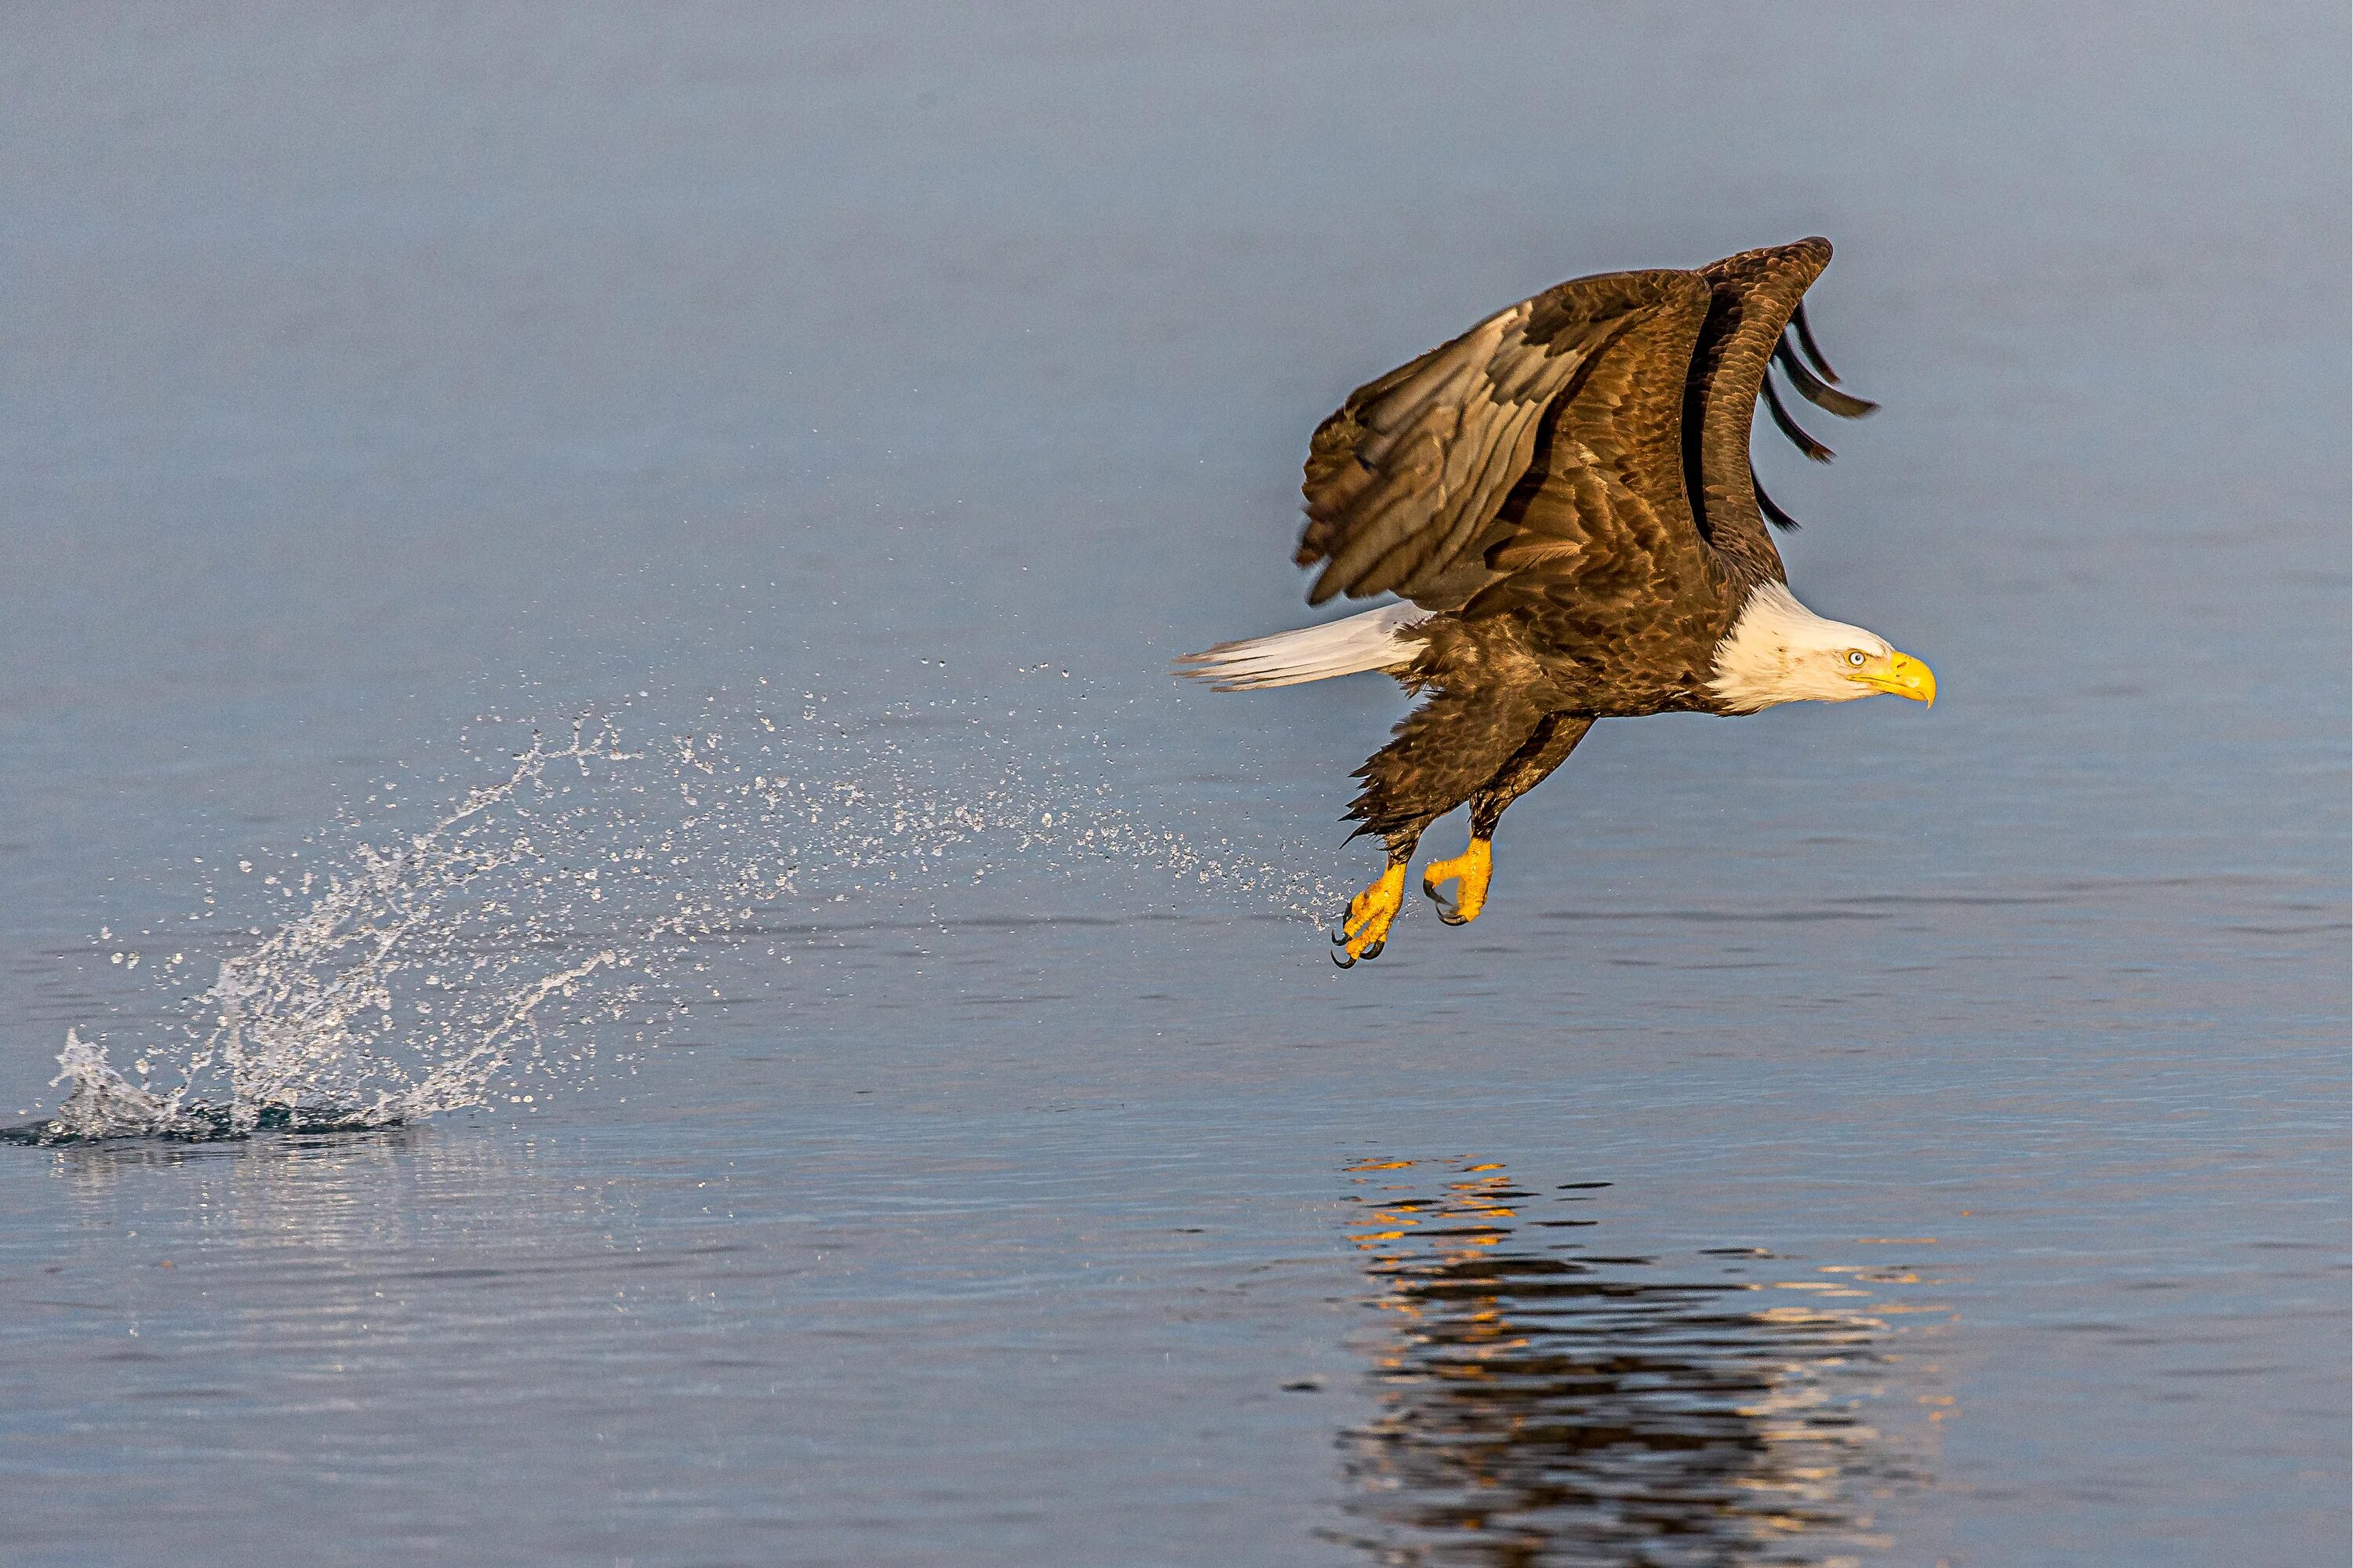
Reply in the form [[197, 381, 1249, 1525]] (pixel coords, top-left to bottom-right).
[[1707, 580, 1937, 714]]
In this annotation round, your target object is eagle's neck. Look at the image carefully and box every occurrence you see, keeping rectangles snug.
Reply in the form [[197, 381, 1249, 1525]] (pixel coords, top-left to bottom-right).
[[1707, 580, 1874, 713]]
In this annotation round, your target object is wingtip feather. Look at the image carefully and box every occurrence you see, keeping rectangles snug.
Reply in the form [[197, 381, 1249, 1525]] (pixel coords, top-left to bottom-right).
[[1759, 372, 1835, 464]]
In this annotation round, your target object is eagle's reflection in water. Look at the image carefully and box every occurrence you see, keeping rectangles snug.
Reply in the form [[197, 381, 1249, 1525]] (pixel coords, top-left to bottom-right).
[[1329, 1159, 1933, 1567]]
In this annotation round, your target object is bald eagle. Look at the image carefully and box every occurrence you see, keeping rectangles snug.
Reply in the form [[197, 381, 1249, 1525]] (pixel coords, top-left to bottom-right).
[[1179, 238, 1935, 966]]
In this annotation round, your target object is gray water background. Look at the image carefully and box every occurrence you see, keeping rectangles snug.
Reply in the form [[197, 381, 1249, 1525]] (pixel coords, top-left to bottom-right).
[[2, 4, 2346, 1563]]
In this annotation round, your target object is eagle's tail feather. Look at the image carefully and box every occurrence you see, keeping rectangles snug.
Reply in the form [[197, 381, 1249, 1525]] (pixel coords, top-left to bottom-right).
[[1175, 603, 1432, 692]]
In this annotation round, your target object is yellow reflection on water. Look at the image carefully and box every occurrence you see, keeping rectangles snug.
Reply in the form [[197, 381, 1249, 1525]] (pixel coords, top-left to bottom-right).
[[1327, 1159, 1952, 1566]]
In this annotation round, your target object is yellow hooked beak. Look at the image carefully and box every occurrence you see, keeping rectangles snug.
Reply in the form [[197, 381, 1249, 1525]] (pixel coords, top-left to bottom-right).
[[1853, 649, 1937, 705]]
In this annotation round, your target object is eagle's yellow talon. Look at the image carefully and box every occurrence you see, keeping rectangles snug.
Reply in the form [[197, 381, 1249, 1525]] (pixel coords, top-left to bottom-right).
[[1335, 863, 1407, 966], [1422, 838, 1493, 927]]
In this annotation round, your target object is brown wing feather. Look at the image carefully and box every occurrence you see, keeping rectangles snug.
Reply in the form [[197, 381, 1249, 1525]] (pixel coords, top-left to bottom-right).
[[1294, 243, 1868, 628], [1295, 269, 1710, 609], [1682, 238, 1837, 588], [1460, 282, 1722, 620]]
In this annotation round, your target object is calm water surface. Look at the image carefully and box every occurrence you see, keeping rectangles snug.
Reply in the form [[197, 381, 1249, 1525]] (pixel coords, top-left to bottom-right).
[[2, 5, 2345, 1564]]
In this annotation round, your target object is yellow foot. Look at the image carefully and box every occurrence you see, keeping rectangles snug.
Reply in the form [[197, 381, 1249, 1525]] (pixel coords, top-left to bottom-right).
[[1333, 863, 1408, 967], [1422, 838, 1493, 926]]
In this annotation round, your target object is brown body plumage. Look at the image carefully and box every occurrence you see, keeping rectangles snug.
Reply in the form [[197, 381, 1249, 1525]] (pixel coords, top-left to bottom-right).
[[1183, 238, 1928, 962]]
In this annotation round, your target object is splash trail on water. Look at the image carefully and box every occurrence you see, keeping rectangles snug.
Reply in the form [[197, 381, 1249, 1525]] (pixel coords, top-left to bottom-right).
[[16, 682, 1345, 1144]]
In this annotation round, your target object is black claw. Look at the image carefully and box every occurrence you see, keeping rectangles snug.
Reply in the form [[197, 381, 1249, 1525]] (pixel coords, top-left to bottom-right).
[[1331, 947, 1356, 970], [1424, 876, 1466, 926], [1358, 938, 1384, 962]]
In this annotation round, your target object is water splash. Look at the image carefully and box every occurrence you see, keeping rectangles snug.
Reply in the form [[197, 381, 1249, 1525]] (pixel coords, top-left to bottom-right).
[[16, 684, 1344, 1144]]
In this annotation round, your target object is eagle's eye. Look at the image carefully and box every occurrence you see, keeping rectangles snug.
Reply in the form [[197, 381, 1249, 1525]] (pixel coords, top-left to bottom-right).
[[1846, 649, 1867, 668]]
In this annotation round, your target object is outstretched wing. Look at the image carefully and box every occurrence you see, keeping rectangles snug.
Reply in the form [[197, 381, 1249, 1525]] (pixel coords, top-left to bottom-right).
[[1684, 238, 1878, 582], [1294, 269, 1712, 610]]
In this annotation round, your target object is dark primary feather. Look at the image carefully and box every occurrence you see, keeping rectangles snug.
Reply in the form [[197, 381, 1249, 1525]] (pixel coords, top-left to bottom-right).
[[1749, 326, 1878, 533], [1787, 299, 1844, 385], [1753, 308, 1878, 528], [1758, 370, 1835, 463], [1751, 465, 1802, 533], [1773, 336, 1879, 418]]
